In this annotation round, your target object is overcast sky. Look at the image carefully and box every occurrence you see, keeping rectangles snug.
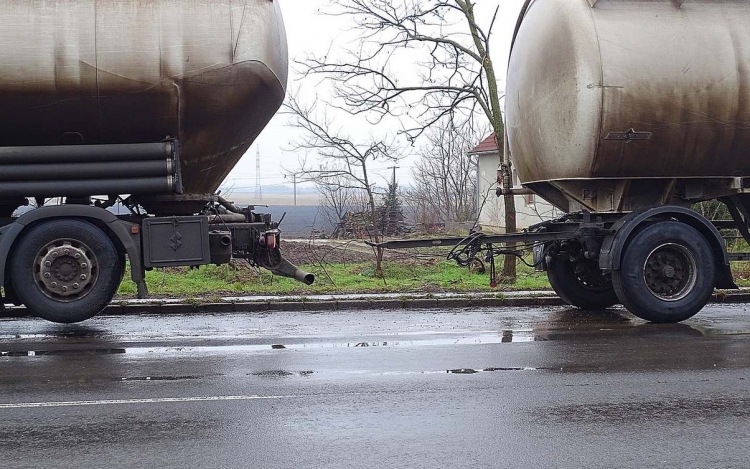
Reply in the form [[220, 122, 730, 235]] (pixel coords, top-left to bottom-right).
[[222, 0, 526, 195]]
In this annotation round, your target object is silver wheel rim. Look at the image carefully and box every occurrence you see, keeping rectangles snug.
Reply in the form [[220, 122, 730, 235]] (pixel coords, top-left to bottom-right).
[[643, 243, 697, 302], [34, 238, 98, 302]]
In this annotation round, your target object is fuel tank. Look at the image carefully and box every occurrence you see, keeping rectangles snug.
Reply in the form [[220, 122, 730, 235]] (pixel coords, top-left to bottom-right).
[[0, 0, 288, 195], [507, 0, 750, 211]]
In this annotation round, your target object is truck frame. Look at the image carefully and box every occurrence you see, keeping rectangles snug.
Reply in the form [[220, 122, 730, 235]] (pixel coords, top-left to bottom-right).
[[0, 141, 312, 324]]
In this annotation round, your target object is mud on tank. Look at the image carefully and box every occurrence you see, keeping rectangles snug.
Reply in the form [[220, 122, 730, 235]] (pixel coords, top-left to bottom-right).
[[507, 0, 750, 213], [0, 0, 288, 214]]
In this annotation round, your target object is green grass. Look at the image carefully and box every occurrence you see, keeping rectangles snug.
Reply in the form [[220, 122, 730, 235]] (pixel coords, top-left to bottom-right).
[[115, 255, 750, 299], [116, 260, 551, 299]]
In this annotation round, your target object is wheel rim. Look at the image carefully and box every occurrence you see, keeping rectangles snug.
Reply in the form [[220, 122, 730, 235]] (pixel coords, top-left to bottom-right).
[[34, 238, 98, 302], [643, 243, 697, 302]]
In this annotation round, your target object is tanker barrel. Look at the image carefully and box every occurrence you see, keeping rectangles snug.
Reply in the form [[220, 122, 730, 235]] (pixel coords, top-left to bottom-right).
[[0, 177, 175, 198], [0, 160, 171, 181], [0, 143, 173, 164]]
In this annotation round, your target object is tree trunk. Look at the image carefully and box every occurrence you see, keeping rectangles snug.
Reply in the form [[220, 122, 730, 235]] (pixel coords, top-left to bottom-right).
[[365, 181, 384, 279], [461, 0, 517, 282], [500, 137, 517, 282]]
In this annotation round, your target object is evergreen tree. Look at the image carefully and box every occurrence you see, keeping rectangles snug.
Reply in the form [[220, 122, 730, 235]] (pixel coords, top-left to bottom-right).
[[380, 181, 406, 237]]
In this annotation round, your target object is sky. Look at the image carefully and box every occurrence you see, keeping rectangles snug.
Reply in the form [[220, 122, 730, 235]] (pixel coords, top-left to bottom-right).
[[221, 0, 526, 200]]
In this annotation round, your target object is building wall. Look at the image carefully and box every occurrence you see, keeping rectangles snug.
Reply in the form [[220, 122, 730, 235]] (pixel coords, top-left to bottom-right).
[[476, 151, 560, 232]]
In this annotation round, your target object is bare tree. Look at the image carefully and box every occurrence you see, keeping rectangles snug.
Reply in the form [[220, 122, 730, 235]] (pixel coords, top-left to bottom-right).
[[300, 0, 518, 279], [284, 92, 402, 277], [315, 166, 358, 235], [408, 119, 486, 228]]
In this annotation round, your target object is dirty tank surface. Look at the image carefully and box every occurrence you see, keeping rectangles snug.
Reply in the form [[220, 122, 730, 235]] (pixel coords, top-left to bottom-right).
[[0, 0, 288, 195], [507, 0, 750, 211]]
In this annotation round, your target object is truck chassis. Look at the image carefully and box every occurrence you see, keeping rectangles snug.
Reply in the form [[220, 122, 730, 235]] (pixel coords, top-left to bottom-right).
[[0, 141, 312, 323]]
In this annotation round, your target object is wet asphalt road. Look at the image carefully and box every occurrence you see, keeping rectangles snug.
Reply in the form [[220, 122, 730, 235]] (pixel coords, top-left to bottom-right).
[[1, 305, 750, 468]]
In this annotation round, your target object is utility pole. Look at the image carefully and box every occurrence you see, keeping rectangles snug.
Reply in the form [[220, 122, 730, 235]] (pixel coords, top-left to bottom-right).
[[387, 166, 400, 186], [285, 172, 301, 206]]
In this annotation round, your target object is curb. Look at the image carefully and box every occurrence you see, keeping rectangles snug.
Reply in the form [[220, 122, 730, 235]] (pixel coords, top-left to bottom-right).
[[1, 290, 748, 319], [101, 295, 567, 316], [0, 294, 565, 318]]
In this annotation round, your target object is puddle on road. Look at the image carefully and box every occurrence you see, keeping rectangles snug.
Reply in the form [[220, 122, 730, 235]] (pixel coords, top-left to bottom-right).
[[122, 332, 536, 357], [447, 367, 538, 374], [0, 348, 126, 357], [0, 330, 538, 358], [251, 370, 315, 378], [120, 375, 203, 382]]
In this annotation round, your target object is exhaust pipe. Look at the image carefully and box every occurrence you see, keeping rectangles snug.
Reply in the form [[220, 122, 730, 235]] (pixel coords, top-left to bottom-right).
[[268, 258, 315, 286]]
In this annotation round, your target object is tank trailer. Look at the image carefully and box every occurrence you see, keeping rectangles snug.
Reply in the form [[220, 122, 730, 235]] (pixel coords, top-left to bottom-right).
[[380, 0, 750, 323]]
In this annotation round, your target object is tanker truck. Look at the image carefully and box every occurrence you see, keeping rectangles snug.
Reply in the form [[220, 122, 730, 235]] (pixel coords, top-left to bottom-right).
[[380, 0, 750, 323], [0, 0, 314, 323]]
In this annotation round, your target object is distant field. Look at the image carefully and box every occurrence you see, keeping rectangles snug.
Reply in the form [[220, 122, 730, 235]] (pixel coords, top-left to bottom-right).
[[254, 205, 334, 237]]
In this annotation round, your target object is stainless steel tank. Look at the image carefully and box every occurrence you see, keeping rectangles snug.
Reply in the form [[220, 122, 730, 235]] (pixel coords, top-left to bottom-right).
[[0, 0, 288, 196], [507, 0, 750, 212]]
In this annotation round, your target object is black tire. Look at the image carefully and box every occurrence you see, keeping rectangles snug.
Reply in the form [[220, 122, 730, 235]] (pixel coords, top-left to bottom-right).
[[547, 255, 619, 309], [10, 219, 122, 324], [612, 221, 715, 323]]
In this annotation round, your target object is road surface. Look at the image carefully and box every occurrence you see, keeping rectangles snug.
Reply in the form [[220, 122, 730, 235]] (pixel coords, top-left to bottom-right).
[[1, 305, 749, 468]]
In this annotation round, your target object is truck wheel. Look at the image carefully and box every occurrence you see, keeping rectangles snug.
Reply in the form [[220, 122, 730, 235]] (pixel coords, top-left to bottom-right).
[[10, 219, 122, 324], [547, 255, 619, 309], [612, 221, 715, 323]]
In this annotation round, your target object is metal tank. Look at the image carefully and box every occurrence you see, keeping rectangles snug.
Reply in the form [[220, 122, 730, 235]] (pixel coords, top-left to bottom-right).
[[507, 0, 750, 213], [0, 0, 287, 205]]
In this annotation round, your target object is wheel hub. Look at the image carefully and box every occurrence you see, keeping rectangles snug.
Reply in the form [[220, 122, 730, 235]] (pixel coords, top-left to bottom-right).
[[644, 243, 697, 302], [35, 240, 96, 300]]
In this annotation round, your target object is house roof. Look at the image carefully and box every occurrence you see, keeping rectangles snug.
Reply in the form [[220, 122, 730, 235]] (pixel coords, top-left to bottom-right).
[[469, 133, 498, 154]]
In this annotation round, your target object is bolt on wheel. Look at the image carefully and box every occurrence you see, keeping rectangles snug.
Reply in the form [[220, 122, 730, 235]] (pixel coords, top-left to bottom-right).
[[34, 239, 98, 302], [11, 219, 122, 323], [643, 243, 698, 302]]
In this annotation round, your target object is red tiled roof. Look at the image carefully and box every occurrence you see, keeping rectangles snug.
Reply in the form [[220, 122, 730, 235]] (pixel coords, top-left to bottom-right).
[[469, 133, 498, 154]]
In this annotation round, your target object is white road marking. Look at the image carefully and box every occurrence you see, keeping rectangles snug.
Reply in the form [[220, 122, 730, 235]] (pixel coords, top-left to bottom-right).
[[0, 395, 294, 410]]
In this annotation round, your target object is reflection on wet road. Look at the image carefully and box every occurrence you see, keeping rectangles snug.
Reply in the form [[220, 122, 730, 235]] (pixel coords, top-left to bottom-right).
[[1, 304, 750, 468]]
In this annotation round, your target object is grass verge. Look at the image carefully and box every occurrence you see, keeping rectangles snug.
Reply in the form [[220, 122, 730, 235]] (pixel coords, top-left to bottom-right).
[[116, 260, 551, 299], [115, 258, 750, 300]]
